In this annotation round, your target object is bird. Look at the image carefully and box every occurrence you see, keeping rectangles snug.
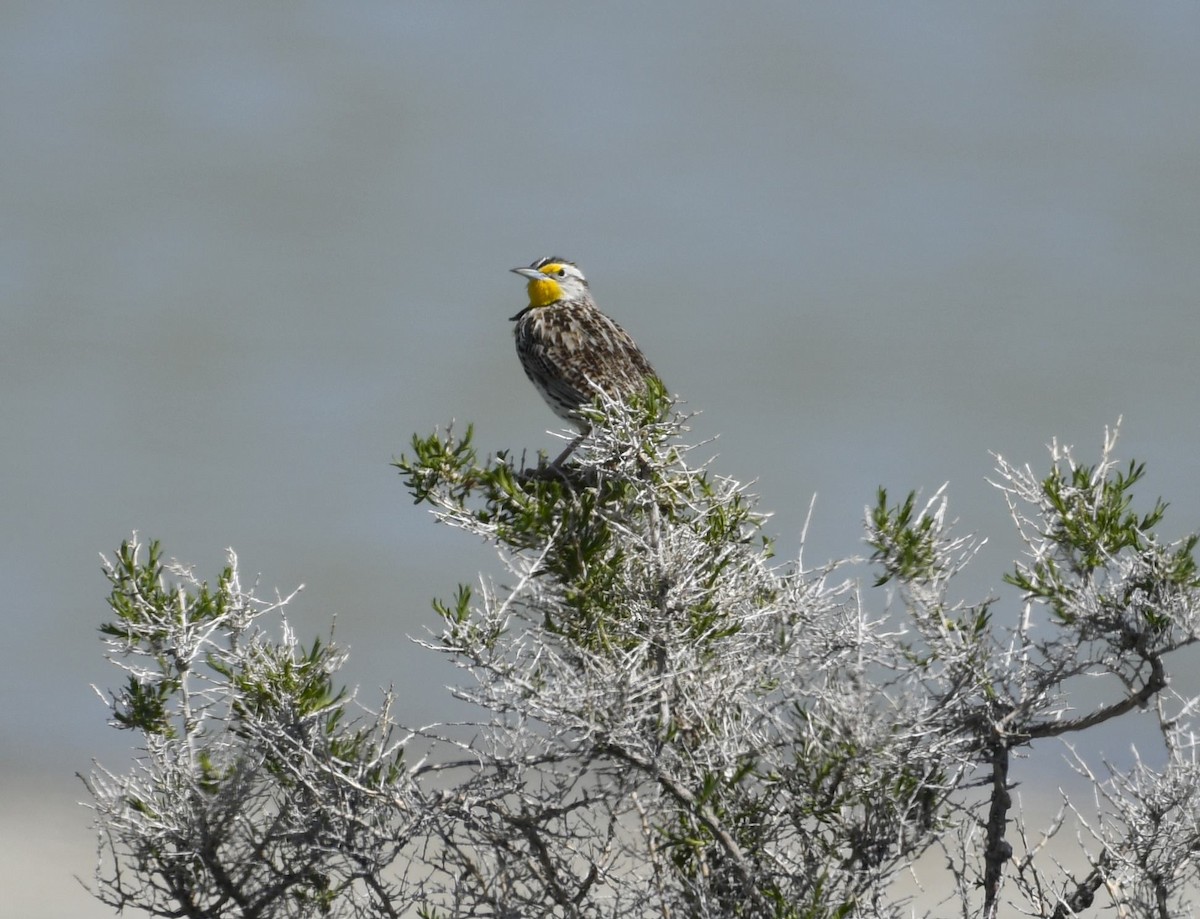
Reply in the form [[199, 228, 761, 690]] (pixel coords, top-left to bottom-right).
[[510, 257, 660, 464]]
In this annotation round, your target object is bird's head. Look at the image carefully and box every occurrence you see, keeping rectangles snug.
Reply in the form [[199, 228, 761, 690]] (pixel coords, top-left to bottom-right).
[[511, 257, 590, 308]]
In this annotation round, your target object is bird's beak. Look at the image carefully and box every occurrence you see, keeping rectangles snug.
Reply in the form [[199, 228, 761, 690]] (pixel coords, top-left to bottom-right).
[[511, 267, 547, 281]]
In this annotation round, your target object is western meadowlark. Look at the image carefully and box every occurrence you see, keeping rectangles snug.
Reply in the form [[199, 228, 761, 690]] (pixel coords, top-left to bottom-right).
[[510, 257, 660, 463]]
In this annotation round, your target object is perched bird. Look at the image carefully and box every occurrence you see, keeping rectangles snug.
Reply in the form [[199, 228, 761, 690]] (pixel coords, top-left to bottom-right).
[[510, 257, 660, 462]]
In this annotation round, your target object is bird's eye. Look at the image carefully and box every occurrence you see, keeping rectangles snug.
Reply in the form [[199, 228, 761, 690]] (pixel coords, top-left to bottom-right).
[[555, 268, 566, 277]]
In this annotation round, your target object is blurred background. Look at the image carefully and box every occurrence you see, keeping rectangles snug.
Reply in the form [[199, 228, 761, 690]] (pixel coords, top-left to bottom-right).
[[3, 4, 1199, 916]]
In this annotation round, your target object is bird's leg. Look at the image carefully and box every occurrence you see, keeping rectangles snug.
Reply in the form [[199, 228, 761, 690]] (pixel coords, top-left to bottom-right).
[[549, 422, 595, 470], [549, 429, 588, 469]]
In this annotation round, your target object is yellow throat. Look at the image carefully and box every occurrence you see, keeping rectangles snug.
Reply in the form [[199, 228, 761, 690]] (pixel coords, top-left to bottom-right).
[[526, 270, 565, 307]]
